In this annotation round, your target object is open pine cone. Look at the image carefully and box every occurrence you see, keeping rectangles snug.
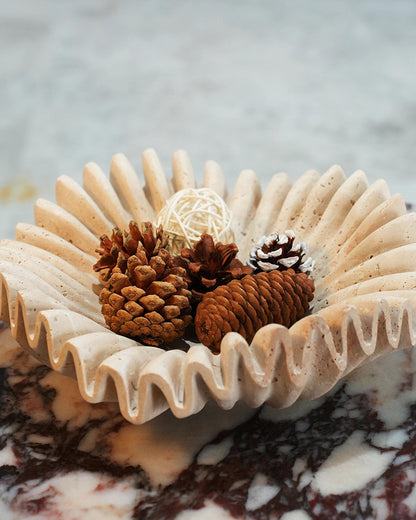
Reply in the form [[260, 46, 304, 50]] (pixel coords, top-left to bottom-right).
[[94, 221, 167, 285], [173, 234, 253, 303], [94, 222, 192, 346], [248, 230, 314, 274]]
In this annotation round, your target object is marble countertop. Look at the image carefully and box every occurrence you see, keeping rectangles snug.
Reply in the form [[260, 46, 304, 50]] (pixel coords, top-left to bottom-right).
[[1, 1, 416, 239], [2, 325, 416, 519]]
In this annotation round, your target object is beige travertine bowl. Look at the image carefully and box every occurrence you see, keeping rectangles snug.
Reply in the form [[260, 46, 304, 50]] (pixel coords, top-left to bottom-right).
[[1, 149, 416, 424]]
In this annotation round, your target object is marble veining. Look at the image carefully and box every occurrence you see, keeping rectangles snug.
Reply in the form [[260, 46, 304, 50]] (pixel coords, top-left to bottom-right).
[[1, 325, 416, 519]]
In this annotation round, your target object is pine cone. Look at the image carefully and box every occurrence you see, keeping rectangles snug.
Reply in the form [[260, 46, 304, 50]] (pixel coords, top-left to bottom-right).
[[195, 269, 315, 353], [94, 222, 192, 346], [248, 230, 314, 274], [173, 234, 253, 303], [94, 221, 167, 285]]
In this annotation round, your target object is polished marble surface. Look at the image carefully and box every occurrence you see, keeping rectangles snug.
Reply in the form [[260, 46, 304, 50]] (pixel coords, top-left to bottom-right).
[[2, 325, 416, 519], [1, 1, 416, 239]]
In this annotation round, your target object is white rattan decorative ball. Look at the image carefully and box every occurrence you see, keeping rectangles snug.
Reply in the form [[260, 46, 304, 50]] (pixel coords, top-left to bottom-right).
[[156, 188, 234, 253]]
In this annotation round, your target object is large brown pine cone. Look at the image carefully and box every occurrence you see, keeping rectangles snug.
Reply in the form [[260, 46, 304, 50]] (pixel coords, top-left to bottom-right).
[[94, 221, 167, 285], [195, 269, 315, 353], [94, 222, 192, 346], [173, 234, 253, 303]]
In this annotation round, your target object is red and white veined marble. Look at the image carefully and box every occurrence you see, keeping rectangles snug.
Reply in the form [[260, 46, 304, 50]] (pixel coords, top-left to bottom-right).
[[1, 324, 416, 519]]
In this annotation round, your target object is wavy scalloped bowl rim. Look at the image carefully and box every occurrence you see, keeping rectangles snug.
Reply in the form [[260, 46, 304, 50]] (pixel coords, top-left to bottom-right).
[[1, 149, 416, 424]]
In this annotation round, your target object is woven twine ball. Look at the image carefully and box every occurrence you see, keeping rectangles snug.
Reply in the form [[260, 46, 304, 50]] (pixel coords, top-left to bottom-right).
[[156, 188, 234, 254]]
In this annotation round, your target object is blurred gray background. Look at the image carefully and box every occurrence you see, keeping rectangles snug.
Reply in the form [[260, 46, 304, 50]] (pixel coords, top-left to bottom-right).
[[1, 0, 416, 238]]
